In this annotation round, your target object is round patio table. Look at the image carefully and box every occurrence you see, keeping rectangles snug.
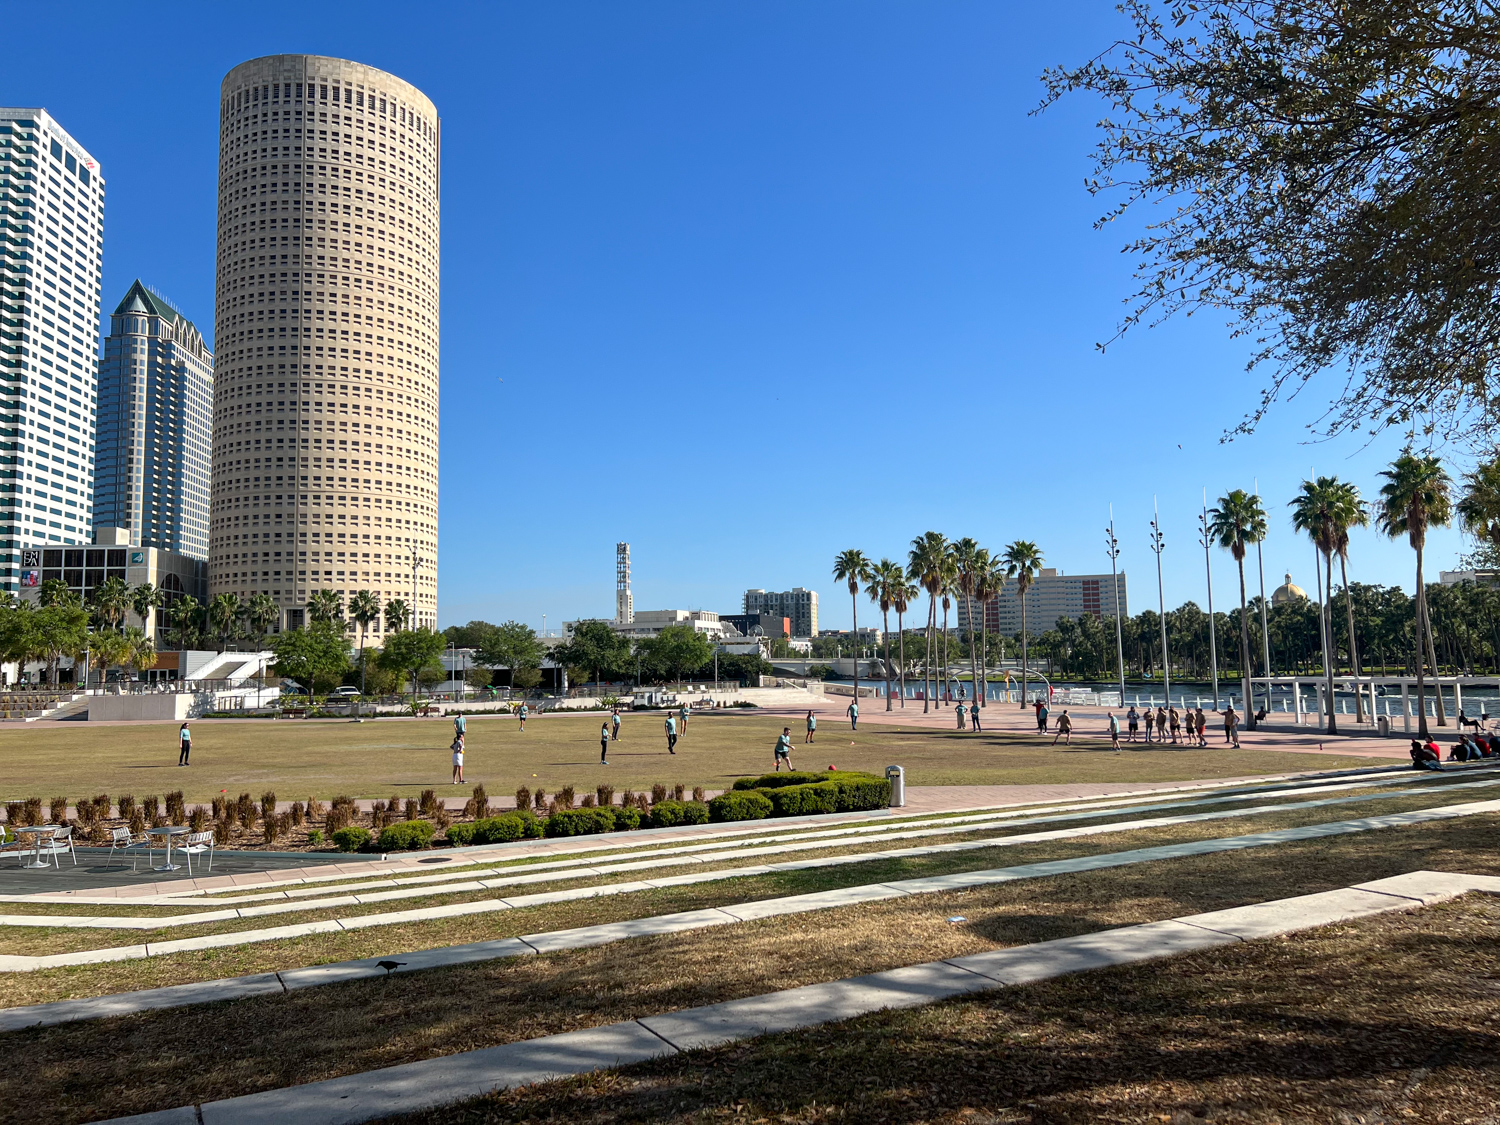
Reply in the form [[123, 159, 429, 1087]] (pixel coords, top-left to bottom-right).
[[14, 825, 57, 870], [145, 825, 190, 872]]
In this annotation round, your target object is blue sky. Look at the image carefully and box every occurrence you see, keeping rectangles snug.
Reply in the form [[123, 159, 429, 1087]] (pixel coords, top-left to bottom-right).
[[13, 2, 1473, 630]]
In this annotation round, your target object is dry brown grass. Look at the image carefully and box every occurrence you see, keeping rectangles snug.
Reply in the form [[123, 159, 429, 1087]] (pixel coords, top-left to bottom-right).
[[383, 896, 1500, 1125], [1, 811, 1497, 1123]]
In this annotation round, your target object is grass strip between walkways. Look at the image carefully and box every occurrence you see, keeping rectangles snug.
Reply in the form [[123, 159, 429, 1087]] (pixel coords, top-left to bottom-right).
[[2, 810, 1499, 1122], [0, 778, 1487, 960], [375, 893, 1500, 1125]]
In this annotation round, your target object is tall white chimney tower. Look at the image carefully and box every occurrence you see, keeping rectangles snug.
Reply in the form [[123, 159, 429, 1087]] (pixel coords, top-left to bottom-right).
[[615, 541, 633, 624]]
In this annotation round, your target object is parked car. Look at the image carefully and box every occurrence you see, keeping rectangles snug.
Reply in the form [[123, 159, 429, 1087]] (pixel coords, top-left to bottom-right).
[[331, 686, 362, 697]]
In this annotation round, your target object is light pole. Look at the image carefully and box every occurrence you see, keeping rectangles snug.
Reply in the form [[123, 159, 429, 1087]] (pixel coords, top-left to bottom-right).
[[1254, 477, 1273, 713], [1198, 494, 1220, 710], [1150, 500, 1171, 708], [1105, 511, 1125, 704]]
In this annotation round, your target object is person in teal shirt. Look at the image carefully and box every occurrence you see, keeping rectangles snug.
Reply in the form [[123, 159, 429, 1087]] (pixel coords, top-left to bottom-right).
[[847, 700, 859, 730], [453, 713, 466, 740], [804, 709, 817, 744], [517, 702, 529, 731], [774, 727, 793, 770], [955, 702, 967, 730], [664, 713, 678, 754], [678, 702, 690, 735]]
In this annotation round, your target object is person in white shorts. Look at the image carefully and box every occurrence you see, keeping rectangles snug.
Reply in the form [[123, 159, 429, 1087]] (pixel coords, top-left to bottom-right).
[[451, 733, 465, 784]]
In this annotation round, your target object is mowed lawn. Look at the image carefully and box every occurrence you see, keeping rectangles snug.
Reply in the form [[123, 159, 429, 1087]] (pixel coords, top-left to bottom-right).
[[0, 710, 1391, 804]]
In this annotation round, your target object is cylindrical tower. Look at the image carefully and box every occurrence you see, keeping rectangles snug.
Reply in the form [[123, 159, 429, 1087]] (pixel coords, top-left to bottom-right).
[[209, 55, 440, 635]]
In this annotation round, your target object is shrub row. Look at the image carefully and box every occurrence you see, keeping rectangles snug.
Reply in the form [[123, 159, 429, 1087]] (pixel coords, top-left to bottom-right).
[[377, 819, 436, 851], [714, 771, 891, 822], [445, 809, 543, 847]]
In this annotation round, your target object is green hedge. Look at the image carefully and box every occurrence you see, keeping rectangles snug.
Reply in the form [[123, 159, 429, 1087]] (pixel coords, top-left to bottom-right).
[[730, 770, 891, 816], [648, 799, 709, 829], [761, 780, 839, 817], [332, 826, 371, 852], [544, 807, 618, 837], [732, 770, 834, 791], [611, 805, 642, 831], [377, 819, 436, 851], [708, 790, 773, 822], [446, 810, 542, 847]]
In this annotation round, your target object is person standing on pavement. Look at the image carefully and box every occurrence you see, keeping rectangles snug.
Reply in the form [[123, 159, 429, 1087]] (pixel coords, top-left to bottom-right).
[[664, 712, 678, 754], [804, 710, 817, 744], [1155, 706, 1168, 743], [1127, 706, 1140, 742], [1168, 706, 1181, 745], [178, 721, 192, 766], [847, 699, 859, 730], [1037, 699, 1049, 734], [1108, 711, 1121, 751], [600, 721, 611, 765], [1195, 707, 1208, 747], [955, 701, 967, 730], [1223, 705, 1240, 747]]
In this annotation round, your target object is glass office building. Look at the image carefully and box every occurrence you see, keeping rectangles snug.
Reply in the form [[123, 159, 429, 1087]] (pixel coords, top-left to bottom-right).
[[94, 281, 214, 559]]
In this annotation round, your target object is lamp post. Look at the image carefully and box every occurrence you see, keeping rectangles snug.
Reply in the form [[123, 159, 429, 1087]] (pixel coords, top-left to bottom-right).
[[1150, 500, 1171, 708], [1254, 477, 1273, 713], [1198, 495, 1221, 710], [1105, 511, 1125, 704]]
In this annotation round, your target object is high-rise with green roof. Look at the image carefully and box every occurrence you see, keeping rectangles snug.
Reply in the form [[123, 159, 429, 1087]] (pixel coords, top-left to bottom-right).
[[94, 280, 214, 559]]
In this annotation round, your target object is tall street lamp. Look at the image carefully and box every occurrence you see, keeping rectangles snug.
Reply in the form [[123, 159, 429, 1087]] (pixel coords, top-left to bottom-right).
[[1105, 511, 1125, 704], [1198, 494, 1221, 710], [1254, 477, 1273, 714], [1150, 500, 1171, 708]]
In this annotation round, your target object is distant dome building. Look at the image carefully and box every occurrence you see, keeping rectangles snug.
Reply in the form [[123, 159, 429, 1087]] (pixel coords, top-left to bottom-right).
[[1272, 573, 1308, 606]]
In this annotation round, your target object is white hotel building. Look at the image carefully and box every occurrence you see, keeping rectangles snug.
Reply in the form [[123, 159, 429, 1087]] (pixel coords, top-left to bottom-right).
[[0, 107, 103, 587]]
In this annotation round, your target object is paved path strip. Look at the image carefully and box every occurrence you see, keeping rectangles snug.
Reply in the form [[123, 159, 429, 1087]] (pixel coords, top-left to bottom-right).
[[0, 766, 1468, 918], [5, 787, 1499, 970], [9, 796, 1500, 1029], [36, 764, 1425, 902], [102, 869, 1500, 1125]]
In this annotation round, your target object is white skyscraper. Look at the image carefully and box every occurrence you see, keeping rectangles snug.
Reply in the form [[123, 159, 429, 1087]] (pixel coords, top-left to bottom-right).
[[0, 108, 104, 589]]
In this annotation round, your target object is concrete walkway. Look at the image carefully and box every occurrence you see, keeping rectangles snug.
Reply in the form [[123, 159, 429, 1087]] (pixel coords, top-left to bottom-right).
[[104, 869, 1500, 1125]]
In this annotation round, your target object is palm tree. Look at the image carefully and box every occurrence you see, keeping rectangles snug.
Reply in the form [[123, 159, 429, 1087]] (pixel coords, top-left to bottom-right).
[[91, 576, 130, 632], [907, 532, 949, 713], [832, 549, 872, 704], [348, 589, 382, 693], [169, 595, 202, 650], [891, 571, 918, 709], [1378, 452, 1453, 737], [244, 593, 280, 646], [938, 546, 957, 706], [208, 593, 242, 652], [1001, 541, 1043, 708], [121, 626, 156, 681], [1328, 480, 1370, 722], [88, 629, 130, 684], [1457, 455, 1500, 550], [130, 583, 163, 638], [384, 598, 410, 634], [951, 539, 986, 711], [1289, 478, 1343, 734], [36, 578, 69, 608], [1208, 490, 1268, 730], [865, 560, 900, 710], [307, 588, 344, 628]]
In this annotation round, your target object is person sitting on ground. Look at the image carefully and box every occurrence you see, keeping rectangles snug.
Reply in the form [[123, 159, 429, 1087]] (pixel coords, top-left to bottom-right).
[[1410, 738, 1443, 771], [1425, 736, 1443, 762], [1448, 739, 1470, 762], [1485, 734, 1500, 757]]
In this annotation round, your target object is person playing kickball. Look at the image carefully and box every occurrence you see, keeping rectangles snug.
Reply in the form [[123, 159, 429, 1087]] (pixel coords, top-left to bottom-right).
[[775, 727, 794, 770], [805, 709, 817, 743]]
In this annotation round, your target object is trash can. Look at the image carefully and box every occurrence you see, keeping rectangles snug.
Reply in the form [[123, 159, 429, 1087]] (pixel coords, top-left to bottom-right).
[[1377, 715, 1390, 738], [885, 765, 905, 808]]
